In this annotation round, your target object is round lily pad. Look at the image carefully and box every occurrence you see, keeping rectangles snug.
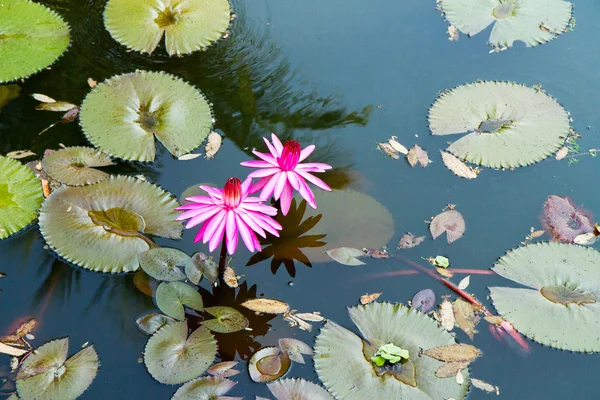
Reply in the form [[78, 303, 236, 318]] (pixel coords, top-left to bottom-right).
[[16, 338, 98, 400], [429, 81, 570, 168], [79, 71, 213, 162], [268, 378, 334, 400], [490, 242, 600, 352], [104, 0, 231, 55], [156, 281, 204, 320], [138, 247, 189, 281], [439, 0, 573, 49], [201, 306, 249, 333], [38, 175, 181, 273], [314, 302, 469, 400], [144, 321, 217, 385], [248, 346, 291, 383], [0, 155, 44, 239], [171, 376, 236, 400], [42, 147, 113, 186], [0, 0, 70, 83]]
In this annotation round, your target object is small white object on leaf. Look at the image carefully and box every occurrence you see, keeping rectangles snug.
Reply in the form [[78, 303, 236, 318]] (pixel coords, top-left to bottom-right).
[[458, 275, 470, 290], [205, 131, 222, 159]]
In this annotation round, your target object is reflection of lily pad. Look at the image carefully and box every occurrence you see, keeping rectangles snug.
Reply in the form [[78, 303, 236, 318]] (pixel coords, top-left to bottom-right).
[[490, 243, 600, 352], [201, 306, 249, 333], [139, 247, 189, 281], [39, 176, 181, 273], [314, 302, 469, 399], [172, 376, 237, 400], [301, 190, 394, 263], [16, 338, 98, 400], [429, 81, 569, 168], [80, 71, 213, 162], [156, 281, 204, 320], [42, 147, 113, 186], [145, 321, 217, 385], [439, 0, 573, 49], [268, 378, 334, 400], [104, 0, 231, 55], [0, 84, 21, 111], [0, 0, 70, 83], [0, 156, 44, 240]]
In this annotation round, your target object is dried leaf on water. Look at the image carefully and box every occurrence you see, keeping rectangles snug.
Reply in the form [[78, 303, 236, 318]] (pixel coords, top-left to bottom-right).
[[457, 275, 470, 290], [406, 145, 431, 167], [293, 312, 325, 322], [434, 361, 469, 378], [447, 25, 459, 41], [430, 210, 465, 244], [178, 153, 202, 161], [248, 347, 291, 383], [574, 232, 597, 246], [6, 150, 36, 159], [241, 298, 290, 314], [483, 315, 505, 325], [398, 233, 425, 249], [205, 132, 222, 159], [0, 342, 27, 357], [32, 93, 56, 103], [16, 318, 37, 337], [360, 293, 382, 305], [207, 361, 241, 378], [440, 151, 478, 179], [326, 247, 365, 266], [421, 344, 481, 363], [437, 299, 455, 331], [136, 313, 176, 335], [555, 146, 569, 160], [36, 100, 77, 112], [453, 299, 477, 340], [87, 78, 97, 88], [377, 142, 400, 159], [436, 267, 453, 278], [377, 136, 408, 159], [278, 338, 313, 364], [223, 266, 239, 288], [471, 378, 500, 395]]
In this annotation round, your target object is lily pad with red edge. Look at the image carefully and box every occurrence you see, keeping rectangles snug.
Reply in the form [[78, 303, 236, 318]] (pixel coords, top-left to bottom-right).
[[268, 378, 334, 400], [490, 242, 600, 352], [248, 346, 291, 383]]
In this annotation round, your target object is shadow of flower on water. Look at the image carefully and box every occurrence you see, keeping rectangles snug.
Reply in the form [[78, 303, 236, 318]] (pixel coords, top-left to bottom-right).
[[246, 198, 326, 277]]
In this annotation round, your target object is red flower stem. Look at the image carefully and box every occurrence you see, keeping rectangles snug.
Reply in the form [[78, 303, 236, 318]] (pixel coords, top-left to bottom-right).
[[369, 269, 495, 278], [218, 236, 227, 275]]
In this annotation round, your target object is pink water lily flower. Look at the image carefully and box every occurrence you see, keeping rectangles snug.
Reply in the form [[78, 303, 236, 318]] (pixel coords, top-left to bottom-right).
[[176, 177, 282, 255], [241, 133, 332, 215]]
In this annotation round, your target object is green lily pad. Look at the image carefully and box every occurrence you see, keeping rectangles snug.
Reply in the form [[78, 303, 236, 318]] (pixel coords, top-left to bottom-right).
[[16, 338, 98, 400], [0, 155, 43, 239], [79, 71, 213, 162], [145, 321, 217, 385], [139, 247, 189, 281], [429, 81, 570, 168], [268, 378, 334, 400], [0, 0, 70, 83], [156, 281, 204, 320], [490, 242, 600, 352], [314, 302, 469, 400], [249, 346, 291, 383], [201, 306, 249, 333], [38, 175, 181, 273], [185, 252, 219, 284], [42, 147, 113, 186], [439, 0, 573, 49], [171, 376, 237, 400], [136, 313, 176, 335], [104, 0, 231, 55]]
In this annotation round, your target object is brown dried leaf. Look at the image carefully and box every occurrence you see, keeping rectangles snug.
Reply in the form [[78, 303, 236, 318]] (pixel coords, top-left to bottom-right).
[[377, 142, 400, 159], [32, 93, 56, 103], [453, 299, 476, 340], [457, 276, 470, 290], [278, 338, 313, 364], [284, 313, 313, 331], [574, 232, 598, 246], [435, 361, 469, 378], [293, 312, 324, 322], [388, 137, 409, 154], [422, 344, 481, 363], [60, 106, 80, 123], [177, 153, 202, 161], [471, 378, 500, 395], [406, 145, 431, 167], [207, 361, 241, 378], [0, 343, 27, 357], [529, 229, 545, 239], [440, 151, 478, 179], [223, 266, 239, 288], [398, 233, 425, 249], [430, 210, 465, 244], [241, 298, 290, 314], [438, 299, 455, 331], [205, 131, 222, 159], [37, 101, 77, 112], [484, 315, 505, 325], [447, 25, 459, 41], [360, 293, 382, 305], [6, 150, 36, 159], [87, 78, 98, 88], [16, 318, 37, 337], [555, 146, 569, 160], [436, 267, 453, 278]]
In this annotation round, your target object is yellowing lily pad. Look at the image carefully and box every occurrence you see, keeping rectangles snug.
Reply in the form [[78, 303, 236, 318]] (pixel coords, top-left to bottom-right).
[[42, 147, 113, 186]]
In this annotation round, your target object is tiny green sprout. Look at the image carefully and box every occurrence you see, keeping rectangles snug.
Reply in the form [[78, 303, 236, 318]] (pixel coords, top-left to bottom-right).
[[433, 256, 450, 268], [371, 343, 409, 367]]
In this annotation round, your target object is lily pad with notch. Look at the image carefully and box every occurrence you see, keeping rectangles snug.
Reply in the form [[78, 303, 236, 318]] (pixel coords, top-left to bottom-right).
[[248, 346, 291, 383], [490, 242, 600, 352], [38, 175, 181, 273], [156, 281, 204, 320], [42, 147, 113, 186], [139, 247, 189, 281], [201, 306, 249, 333]]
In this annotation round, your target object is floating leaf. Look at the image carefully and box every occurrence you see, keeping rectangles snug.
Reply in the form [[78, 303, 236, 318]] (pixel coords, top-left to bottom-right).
[[432, 255, 450, 268], [42, 147, 113, 186], [440, 151, 478, 179], [314, 303, 469, 399], [491, 243, 600, 352], [294, 312, 325, 322], [156, 281, 204, 320], [435, 361, 469, 378], [429, 82, 570, 168], [136, 313, 176, 335], [573, 233, 597, 246], [207, 361, 241, 378], [223, 266, 239, 288], [325, 247, 365, 266], [436, 267, 453, 278], [248, 347, 291, 383], [177, 153, 202, 161], [542, 195, 594, 243], [422, 344, 481, 363], [32, 93, 57, 103], [377, 136, 408, 159], [39, 176, 181, 272], [471, 378, 500, 395], [0, 342, 27, 357], [80, 71, 213, 162], [398, 233, 425, 249], [555, 146, 569, 160], [16, 338, 98, 400], [437, 299, 456, 331], [144, 321, 217, 385], [438, 0, 573, 49], [7, 150, 36, 160], [201, 306, 249, 333], [241, 299, 290, 315], [0, 0, 70, 83], [430, 210, 465, 244], [133, 271, 155, 296], [172, 376, 237, 400], [412, 289, 436, 312], [104, 0, 231, 55], [186, 252, 218, 284], [278, 338, 313, 364], [458, 275, 470, 290], [268, 378, 334, 400], [138, 247, 189, 281], [406, 145, 431, 167], [360, 293, 382, 305], [371, 343, 409, 366], [453, 299, 476, 340], [0, 156, 44, 240], [205, 131, 222, 159], [36, 101, 77, 112]]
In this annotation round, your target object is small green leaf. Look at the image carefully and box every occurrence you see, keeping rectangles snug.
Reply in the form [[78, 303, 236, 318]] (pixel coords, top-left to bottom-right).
[[156, 281, 203, 320], [201, 306, 249, 333], [138, 247, 189, 281], [371, 355, 386, 367], [186, 252, 218, 284], [371, 343, 410, 366], [433, 256, 450, 268]]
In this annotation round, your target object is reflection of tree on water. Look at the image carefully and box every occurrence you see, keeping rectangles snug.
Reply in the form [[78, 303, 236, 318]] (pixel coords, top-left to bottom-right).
[[247, 198, 326, 277]]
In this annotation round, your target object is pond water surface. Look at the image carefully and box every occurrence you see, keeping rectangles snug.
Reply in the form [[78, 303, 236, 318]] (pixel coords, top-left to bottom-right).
[[1, 0, 600, 398]]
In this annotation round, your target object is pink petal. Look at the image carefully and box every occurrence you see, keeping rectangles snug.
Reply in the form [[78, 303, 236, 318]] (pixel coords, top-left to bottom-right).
[[208, 218, 227, 252], [296, 170, 332, 191], [193, 220, 210, 243], [226, 231, 238, 255], [239, 202, 279, 216], [253, 213, 282, 236], [270, 133, 284, 154], [240, 160, 274, 168], [252, 150, 278, 165], [176, 203, 209, 211], [297, 177, 317, 208], [273, 170, 289, 200], [248, 167, 281, 179], [279, 182, 294, 215], [183, 196, 215, 205], [259, 172, 280, 200], [235, 210, 267, 238], [248, 176, 269, 195], [225, 211, 238, 254], [252, 233, 262, 252], [298, 144, 315, 162], [200, 186, 223, 200], [263, 137, 280, 158], [203, 209, 227, 244], [181, 206, 221, 228], [241, 176, 253, 197], [235, 214, 256, 252], [286, 171, 302, 192], [295, 162, 332, 172]]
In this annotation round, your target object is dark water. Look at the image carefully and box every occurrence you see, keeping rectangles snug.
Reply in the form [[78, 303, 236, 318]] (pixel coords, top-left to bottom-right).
[[1, 0, 600, 398]]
